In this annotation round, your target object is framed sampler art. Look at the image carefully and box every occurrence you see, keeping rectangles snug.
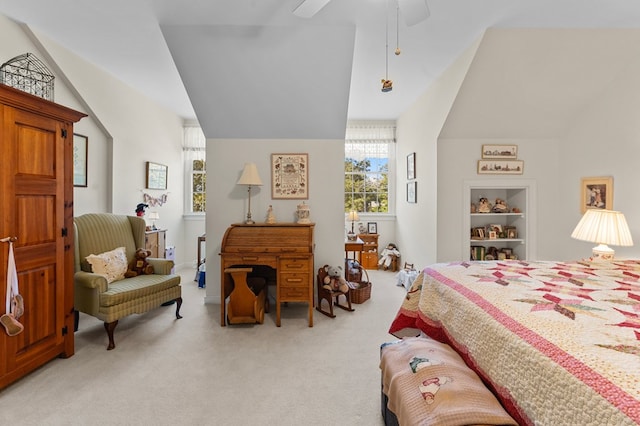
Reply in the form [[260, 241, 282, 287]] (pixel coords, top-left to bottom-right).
[[271, 153, 308, 199]]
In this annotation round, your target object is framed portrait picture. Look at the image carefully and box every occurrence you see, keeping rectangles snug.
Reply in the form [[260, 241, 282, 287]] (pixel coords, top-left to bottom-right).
[[407, 152, 416, 180], [146, 162, 168, 190], [407, 181, 417, 203], [481, 144, 518, 159], [581, 176, 613, 213], [271, 153, 308, 199], [73, 133, 88, 187], [367, 222, 377, 234]]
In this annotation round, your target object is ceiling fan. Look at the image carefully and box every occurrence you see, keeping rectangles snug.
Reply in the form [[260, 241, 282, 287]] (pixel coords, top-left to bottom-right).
[[292, 0, 430, 26]]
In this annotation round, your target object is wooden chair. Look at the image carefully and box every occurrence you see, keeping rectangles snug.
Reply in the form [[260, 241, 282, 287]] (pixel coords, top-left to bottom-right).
[[316, 265, 354, 318]]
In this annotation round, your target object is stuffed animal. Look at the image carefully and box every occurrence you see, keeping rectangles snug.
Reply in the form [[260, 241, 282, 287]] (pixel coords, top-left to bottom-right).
[[124, 248, 154, 278], [323, 265, 349, 293]]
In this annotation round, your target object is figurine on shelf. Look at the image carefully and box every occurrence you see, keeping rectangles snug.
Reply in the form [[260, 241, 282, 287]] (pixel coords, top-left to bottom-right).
[[266, 205, 276, 224], [470, 203, 477, 213], [492, 198, 509, 213], [477, 197, 492, 213]]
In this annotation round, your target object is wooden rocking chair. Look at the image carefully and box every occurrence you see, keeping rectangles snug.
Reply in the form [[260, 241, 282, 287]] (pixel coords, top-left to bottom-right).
[[316, 265, 354, 318]]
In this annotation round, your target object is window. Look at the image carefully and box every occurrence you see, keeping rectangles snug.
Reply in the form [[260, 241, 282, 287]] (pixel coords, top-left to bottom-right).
[[184, 126, 206, 214], [191, 159, 206, 212], [344, 122, 395, 213]]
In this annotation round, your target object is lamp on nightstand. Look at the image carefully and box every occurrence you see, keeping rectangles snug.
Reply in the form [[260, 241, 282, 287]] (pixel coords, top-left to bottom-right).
[[148, 211, 159, 230], [346, 211, 359, 241], [571, 209, 633, 261]]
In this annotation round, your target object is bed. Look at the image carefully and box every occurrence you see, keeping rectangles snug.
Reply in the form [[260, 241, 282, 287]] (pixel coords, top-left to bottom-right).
[[388, 259, 640, 425]]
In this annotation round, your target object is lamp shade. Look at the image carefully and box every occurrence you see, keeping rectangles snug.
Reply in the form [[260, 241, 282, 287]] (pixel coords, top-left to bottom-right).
[[237, 163, 263, 186], [148, 211, 160, 221], [571, 209, 633, 247], [348, 211, 359, 222]]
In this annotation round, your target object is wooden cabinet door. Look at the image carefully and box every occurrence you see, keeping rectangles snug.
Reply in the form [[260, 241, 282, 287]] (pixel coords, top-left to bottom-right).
[[0, 104, 70, 385]]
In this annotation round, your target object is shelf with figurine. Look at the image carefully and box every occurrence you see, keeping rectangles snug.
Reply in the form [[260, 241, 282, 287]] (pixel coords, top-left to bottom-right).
[[466, 184, 531, 261]]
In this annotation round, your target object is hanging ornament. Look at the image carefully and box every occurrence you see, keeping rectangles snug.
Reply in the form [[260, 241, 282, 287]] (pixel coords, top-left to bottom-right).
[[395, 4, 401, 56], [381, 0, 393, 92]]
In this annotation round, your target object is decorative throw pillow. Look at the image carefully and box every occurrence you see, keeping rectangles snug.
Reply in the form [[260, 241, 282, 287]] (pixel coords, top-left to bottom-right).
[[85, 247, 128, 284]]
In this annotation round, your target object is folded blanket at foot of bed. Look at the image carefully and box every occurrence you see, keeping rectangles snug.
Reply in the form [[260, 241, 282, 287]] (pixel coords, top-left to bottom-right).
[[380, 336, 517, 426]]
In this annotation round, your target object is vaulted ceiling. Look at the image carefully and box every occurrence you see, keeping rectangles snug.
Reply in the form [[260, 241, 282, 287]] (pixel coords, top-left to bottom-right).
[[2, 1, 640, 139]]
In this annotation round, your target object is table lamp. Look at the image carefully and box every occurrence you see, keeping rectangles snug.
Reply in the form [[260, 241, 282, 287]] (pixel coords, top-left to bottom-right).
[[571, 209, 633, 261], [346, 211, 359, 241], [237, 163, 263, 224], [148, 211, 159, 230]]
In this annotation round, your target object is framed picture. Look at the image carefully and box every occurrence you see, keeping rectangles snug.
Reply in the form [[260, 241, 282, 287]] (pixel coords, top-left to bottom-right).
[[73, 133, 88, 187], [407, 181, 417, 203], [481, 144, 518, 159], [581, 176, 613, 213], [146, 161, 168, 190], [407, 152, 416, 180], [271, 153, 308, 199], [477, 160, 524, 175], [504, 226, 518, 239], [367, 222, 377, 234]]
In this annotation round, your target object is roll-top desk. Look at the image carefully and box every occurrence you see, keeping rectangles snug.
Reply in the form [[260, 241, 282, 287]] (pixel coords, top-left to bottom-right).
[[219, 223, 315, 327]]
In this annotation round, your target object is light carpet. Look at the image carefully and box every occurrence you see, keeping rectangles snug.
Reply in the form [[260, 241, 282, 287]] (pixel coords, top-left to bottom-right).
[[0, 267, 408, 426]]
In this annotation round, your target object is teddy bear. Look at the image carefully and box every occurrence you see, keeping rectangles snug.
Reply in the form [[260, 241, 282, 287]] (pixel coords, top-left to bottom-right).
[[124, 248, 154, 278], [323, 265, 349, 293]]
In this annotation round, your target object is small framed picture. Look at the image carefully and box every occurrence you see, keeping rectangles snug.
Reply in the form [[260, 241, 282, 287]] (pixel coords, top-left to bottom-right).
[[580, 176, 613, 213], [407, 181, 417, 203], [488, 230, 497, 240], [146, 161, 168, 190], [367, 222, 377, 234], [73, 133, 88, 187], [407, 152, 416, 180], [481, 144, 518, 159]]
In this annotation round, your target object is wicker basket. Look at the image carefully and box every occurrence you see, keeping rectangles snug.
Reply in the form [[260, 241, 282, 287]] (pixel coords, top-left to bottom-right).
[[350, 281, 371, 304], [349, 265, 371, 304]]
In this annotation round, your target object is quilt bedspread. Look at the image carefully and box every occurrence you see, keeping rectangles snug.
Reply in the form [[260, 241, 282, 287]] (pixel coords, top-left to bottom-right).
[[388, 259, 640, 426]]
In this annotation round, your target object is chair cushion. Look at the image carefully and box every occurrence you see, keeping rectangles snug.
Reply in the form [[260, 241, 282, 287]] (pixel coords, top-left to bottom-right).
[[85, 247, 128, 284], [100, 274, 181, 307]]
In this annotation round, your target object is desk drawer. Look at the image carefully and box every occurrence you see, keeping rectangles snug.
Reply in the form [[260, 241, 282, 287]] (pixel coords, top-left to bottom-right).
[[279, 257, 310, 273], [222, 255, 277, 268], [280, 272, 309, 288], [279, 286, 309, 301]]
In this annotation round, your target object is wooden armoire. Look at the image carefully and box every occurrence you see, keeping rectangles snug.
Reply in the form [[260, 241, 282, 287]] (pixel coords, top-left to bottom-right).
[[0, 84, 85, 389]]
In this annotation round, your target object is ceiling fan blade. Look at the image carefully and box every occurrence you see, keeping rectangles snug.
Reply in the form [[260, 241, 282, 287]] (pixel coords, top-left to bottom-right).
[[292, 0, 332, 18], [397, 0, 430, 26]]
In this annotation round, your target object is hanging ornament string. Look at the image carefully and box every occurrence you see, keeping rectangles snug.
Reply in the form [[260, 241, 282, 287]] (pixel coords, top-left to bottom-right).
[[381, 0, 393, 92], [395, 4, 401, 55]]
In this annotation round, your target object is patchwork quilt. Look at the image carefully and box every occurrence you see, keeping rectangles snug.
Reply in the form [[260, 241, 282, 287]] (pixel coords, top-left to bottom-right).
[[388, 259, 640, 426]]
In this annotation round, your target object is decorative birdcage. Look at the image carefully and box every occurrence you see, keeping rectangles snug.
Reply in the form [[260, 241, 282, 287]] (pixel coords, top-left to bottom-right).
[[1, 53, 54, 100]]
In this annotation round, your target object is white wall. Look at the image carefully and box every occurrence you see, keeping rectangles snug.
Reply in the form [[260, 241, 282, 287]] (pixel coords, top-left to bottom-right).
[[394, 37, 482, 269], [205, 139, 345, 303], [0, 16, 204, 267], [400, 28, 640, 264]]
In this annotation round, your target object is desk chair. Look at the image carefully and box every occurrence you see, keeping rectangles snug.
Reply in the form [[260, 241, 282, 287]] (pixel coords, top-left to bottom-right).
[[225, 267, 266, 324]]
